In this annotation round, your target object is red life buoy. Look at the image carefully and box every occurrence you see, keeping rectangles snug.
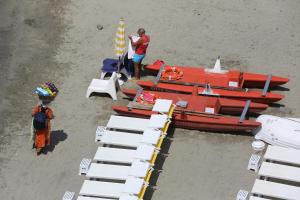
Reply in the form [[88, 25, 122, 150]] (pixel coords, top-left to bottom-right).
[[161, 67, 183, 80]]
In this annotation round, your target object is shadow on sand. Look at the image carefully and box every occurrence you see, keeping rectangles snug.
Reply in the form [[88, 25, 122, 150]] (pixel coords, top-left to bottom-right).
[[143, 125, 175, 200], [42, 130, 67, 154]]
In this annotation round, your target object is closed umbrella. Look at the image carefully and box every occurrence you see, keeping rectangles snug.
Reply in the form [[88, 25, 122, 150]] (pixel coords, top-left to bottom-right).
[[114, 18, 126, 71]]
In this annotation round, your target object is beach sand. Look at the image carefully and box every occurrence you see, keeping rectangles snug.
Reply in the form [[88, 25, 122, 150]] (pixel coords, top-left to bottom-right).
[[0, 0, 300, 199]]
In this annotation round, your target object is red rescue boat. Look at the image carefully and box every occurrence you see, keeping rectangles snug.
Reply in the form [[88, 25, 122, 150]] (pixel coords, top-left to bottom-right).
[[137, 80, 284, 104], [145, 59, 289, 89], [122, 89, 268, 114], [112, 101, 261, 133]]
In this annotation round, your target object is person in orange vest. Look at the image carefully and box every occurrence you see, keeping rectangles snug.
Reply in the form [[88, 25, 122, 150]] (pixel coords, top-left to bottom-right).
[[32, 104, 54, 155], [128, 28, 150, 79]]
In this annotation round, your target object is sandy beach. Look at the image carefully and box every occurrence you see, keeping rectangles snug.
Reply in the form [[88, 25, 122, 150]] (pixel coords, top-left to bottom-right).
[[1, 0, 300, 199]]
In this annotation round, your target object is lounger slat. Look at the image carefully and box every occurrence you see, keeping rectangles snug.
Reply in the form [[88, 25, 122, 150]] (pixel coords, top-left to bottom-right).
[[259, 162, 300, 183], [86, 161, 150, 180], [79, 178, 144, 198], [106, 115, 149, 131], [86, 163, 131, 180], [94, 146, 155, 164], [79, 180, 124, 198], [78, 196, 138, 200], [249, 196, 270, 200], [94, 147, 135, 163], [99, 129, 161, 148], [77, 196, 116, 200], [264, 146, 300, 165], [106, 115, 168, 131], [251, 179, 300, 199], [100, 131, 142, 147]]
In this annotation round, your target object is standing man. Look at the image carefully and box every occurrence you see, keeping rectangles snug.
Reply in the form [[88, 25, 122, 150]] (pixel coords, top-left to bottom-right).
[[128, 28, 150, 79]]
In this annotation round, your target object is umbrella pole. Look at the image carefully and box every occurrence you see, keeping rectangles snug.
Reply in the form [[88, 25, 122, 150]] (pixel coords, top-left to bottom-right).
[[117, 56, 121, 72]]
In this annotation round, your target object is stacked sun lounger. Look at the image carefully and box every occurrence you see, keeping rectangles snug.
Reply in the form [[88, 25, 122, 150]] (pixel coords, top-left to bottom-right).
[[239, 145, 300, 200], [74, 99, 175, 200]]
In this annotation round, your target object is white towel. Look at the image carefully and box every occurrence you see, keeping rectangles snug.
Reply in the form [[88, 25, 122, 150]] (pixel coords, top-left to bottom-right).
[[128, 35, 140, 59]]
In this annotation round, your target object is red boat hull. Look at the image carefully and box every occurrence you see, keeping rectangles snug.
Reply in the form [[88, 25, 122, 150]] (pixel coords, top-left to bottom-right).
[[112, 106, 261, 132], [137, 80, 284, 104], [145, 60, 289, 88], [122, 89, 268, 114]]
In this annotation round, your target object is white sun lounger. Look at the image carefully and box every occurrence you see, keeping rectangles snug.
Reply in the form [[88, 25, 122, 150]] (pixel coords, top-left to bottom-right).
[[106, 114, 169, 132], [94, 145, 157, 164], [79, 177, 146, 199], [264, 145, 300, 165], [258, 161, 300, 183], [251, 179, 300, 199], [97, 129, 163, 148], [86, 160, 152, 181]]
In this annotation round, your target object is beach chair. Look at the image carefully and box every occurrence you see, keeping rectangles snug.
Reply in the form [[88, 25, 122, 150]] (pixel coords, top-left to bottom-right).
[[106, 114, 169, 132], [251, 179, 300, 199], [258, 161, 300, 183], [94, 145, 158, 165], [79, 177, 147, 199], [264, 145, 300, 165], [85, 160, 153, 182], [86, 72, 118, 100], [100, 56, 131, 80], [95, 128, 163, 148]]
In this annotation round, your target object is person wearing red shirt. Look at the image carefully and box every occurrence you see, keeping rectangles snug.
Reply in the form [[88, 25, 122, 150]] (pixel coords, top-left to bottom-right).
[[128, 28, 150, 79]]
